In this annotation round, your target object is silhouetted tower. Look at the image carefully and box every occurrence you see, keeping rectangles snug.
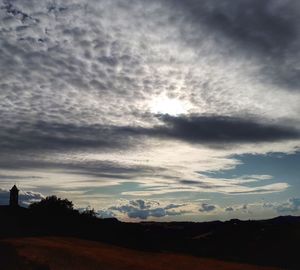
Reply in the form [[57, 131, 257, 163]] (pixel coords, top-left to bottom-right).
[[9, 185, 19, 207]]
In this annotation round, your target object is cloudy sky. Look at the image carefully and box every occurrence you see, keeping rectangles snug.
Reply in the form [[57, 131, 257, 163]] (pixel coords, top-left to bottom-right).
[[1, 0, 300, 221]]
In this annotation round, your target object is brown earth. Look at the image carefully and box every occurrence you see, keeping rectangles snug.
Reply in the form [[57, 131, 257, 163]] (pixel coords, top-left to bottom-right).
[[0, 237, 282, 270]]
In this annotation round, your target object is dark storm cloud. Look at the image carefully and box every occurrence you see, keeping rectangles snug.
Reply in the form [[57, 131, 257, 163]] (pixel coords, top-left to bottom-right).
[[0, 121, 128, 152], [168, 0, 300, 90], [121, 115, 300, 144], [0, 116, 299, 157], [110, 199, 185, 219], [154, 115, 300, 143]]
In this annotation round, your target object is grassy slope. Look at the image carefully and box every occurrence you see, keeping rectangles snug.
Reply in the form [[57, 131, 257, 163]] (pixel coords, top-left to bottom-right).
[[0, 237, 281, 270]]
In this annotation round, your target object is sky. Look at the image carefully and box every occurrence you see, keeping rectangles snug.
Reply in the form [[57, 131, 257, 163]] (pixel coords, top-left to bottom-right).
[[0, 0, 300, 221]]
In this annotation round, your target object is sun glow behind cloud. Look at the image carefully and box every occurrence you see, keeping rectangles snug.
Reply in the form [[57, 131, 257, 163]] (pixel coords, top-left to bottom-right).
[[0, 0, 300, 221], [150, 96, 188, 116]]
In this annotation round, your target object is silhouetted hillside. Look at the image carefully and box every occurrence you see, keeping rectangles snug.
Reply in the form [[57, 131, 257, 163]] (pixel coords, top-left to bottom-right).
[[1, 237, 281, 270], [1, 197, 300, 269]]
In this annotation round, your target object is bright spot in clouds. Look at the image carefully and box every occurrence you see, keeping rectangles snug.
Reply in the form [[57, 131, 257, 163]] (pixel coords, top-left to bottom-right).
[[150, 96, 188, 116], [0, 0, 300, 222]]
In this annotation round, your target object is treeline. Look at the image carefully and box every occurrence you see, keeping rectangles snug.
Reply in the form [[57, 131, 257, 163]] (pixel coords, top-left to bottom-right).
[[29, 195, 97, 218]]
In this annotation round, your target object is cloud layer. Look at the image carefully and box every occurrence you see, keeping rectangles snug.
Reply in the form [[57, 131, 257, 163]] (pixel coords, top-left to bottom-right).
[[0, 0, 300, 221], [97, 197, 300, 221]]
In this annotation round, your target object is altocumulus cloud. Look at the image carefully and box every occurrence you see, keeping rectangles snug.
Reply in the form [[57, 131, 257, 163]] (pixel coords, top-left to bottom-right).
[[1, 0, 299, 154], [168, 0, 300, 90], [0, 0, 300, 220], [1, 0, 299, 153]]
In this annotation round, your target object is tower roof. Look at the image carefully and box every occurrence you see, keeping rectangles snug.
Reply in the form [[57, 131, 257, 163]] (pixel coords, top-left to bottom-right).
[[10, 185, 19, 192]]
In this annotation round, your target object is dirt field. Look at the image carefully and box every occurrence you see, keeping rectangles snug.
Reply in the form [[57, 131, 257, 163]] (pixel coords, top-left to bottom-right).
[[0, 237, 281, 270]]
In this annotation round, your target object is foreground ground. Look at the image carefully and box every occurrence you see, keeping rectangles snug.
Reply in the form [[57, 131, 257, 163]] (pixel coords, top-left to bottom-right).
[[0, 237, 281, 270]]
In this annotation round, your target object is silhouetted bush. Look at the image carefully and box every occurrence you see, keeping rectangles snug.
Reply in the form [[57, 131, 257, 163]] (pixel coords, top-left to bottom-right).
[[29, 195, 76, 215]]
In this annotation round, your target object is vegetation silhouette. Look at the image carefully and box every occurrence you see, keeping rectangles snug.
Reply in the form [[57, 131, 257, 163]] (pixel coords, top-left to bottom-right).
[[29, 195, 97, 219], [29, 196, 74, 214], [1, 195, 300, 269]]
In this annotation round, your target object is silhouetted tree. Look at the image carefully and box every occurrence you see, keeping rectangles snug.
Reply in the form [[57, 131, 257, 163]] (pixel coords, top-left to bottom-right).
[[29, 196, 76, 215], [80, 207, 97, 218]]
